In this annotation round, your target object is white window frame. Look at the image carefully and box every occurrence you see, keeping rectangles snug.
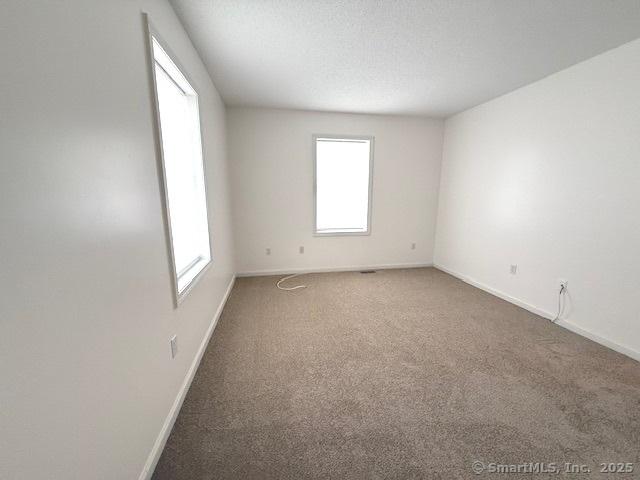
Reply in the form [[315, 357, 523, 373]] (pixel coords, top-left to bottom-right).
[[313, 134, 375, 236], [145, 16, 213, 306]]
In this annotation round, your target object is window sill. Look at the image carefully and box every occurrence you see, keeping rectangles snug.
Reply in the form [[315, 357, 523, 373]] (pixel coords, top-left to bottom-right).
[[175, 257, 212, 306], [313, 229, 371, 237]]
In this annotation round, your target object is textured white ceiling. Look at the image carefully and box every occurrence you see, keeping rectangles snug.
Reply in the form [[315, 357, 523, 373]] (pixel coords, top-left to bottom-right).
[[169, 0, 640, 117]]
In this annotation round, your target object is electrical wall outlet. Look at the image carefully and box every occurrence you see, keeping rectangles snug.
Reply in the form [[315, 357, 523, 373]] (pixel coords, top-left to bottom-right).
[[265, 248, 271, 256], [299, 246, 304, 254], [558, 278, 568, 290], [170, 335, 178, 359], [510, 264, 518, 274], [411, 242, 416, 250]]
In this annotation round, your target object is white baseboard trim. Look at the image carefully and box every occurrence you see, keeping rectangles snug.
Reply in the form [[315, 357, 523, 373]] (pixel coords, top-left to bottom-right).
[[435, 264, 552, 319], [554, 318, 640, 362], [435, 264, 640, 363], [237, 262, 434, 277], [138, 274, 236, 480]]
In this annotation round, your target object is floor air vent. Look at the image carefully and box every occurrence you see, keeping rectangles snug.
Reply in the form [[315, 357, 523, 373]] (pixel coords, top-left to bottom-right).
[[360, 270, 377, 274]]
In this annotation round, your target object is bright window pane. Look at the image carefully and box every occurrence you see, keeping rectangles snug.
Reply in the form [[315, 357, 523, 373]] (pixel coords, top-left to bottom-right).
[[315, 137, 372, 234], [152, 37, 211, 297]]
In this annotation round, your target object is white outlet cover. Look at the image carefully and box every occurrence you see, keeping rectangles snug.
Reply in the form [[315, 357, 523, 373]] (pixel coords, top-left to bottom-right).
[[510, 265, 517, 274]]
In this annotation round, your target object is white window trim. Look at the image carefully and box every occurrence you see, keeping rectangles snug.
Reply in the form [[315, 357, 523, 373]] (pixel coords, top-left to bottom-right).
[[144, 15, 213, 307], [312, 134, 375, 237]]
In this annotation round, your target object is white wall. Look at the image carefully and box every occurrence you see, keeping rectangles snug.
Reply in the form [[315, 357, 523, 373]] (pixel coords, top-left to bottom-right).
[[228, 108, 444, 274], [435, 39, 640, 360], [0, 1, 235, 479]]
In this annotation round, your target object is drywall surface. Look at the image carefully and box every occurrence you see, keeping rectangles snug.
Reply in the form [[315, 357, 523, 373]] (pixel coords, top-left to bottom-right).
[[0, 1, 235, 479], [435, 38, 640, 359], [228, 108, 444, 274]]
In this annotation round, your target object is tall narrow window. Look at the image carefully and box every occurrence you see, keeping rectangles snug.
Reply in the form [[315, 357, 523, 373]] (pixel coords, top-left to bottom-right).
[[150, 34, 211, 302], [314, 135, 374, 235]]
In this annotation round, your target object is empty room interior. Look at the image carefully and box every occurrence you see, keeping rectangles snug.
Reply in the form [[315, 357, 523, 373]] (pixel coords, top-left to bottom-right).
[[3, 1, 640, 478]]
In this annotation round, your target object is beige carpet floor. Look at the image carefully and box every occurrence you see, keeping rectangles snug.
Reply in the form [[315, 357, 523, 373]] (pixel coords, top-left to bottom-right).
[[152, 268, 640, 479]]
